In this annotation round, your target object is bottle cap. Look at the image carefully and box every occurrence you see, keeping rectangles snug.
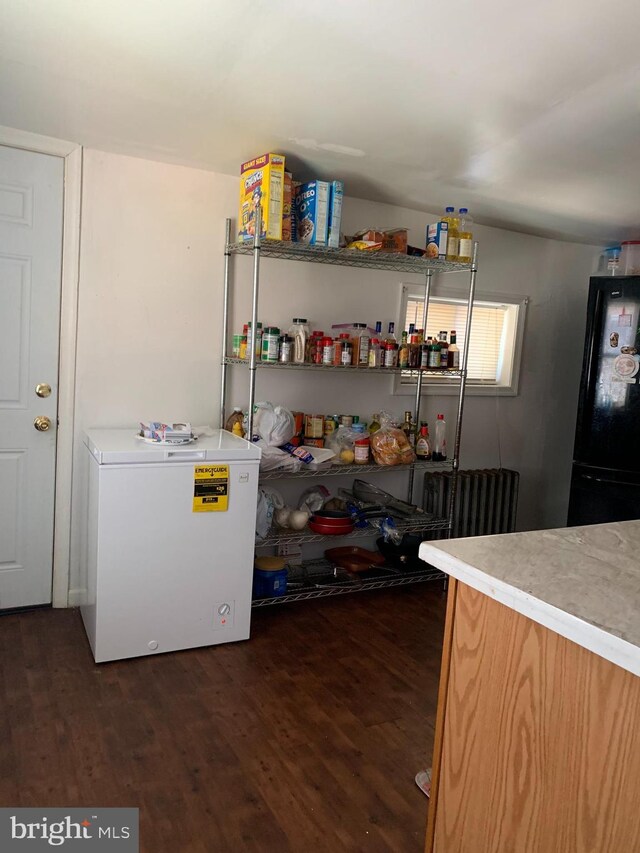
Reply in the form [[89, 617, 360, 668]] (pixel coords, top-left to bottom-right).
[[437, 413, 444, 419], [459, 207, 468, 214], [445, 206, 455, 213], [292, 318, 308, 323]]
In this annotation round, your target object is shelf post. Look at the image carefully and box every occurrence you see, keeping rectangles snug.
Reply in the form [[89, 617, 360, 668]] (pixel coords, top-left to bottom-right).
[[407, 269, 433, 504], [247, 205, 262, 440], [219, 218, 232, 428], [447, 241, 479, 534]]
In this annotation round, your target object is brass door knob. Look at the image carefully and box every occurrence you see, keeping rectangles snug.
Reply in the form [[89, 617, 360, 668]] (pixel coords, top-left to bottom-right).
[[34, 416, 52, 432], [35, 383, 52, 398]]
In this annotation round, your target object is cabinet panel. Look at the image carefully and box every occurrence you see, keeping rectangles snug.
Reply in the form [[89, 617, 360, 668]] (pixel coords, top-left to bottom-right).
[[431, 583, 640, 852]]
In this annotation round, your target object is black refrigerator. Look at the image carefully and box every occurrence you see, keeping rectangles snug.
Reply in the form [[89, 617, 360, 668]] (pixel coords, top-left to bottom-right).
[[568, 275, 640, 525]]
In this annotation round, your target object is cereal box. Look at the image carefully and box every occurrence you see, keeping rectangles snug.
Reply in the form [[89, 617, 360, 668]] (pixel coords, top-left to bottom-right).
[[282, 171, 294, 242], [294, 180, 329, 245], [426, 221, 448, 259], [327, 180, 344, 248], [238, 153, 285, 242]]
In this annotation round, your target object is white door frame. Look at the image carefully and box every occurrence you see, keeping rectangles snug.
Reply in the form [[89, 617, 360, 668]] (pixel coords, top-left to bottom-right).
[[0, 125, 82, 607]]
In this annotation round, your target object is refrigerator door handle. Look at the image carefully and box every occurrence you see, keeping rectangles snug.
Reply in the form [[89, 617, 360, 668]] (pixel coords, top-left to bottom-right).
[[166, 450, 207, 460], [581, 474, 640, 488]]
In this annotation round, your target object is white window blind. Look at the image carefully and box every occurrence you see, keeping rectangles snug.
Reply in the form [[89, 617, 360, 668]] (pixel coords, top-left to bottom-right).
[[404, 298, 507, 382]]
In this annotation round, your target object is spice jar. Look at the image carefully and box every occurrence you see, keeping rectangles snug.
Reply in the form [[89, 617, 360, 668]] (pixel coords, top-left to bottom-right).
[[368, 338, 381, 368], [278, 334, 293, 363], [334, 333, 350, 365], [384, 342, 398, 368], [309, 331, 324, 364], [353, 423, 370, 464], [321, 336, 334, 365], [261, 326, 280, 362], [350, 323, 370, 367], [339, 340, 353, 366]]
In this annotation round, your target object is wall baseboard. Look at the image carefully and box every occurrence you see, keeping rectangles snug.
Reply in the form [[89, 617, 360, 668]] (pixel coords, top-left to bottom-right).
[[66, 588, 86, 607]]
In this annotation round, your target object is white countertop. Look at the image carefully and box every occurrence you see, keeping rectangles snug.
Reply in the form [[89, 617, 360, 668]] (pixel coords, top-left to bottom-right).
[[419, 521, 640, 677]]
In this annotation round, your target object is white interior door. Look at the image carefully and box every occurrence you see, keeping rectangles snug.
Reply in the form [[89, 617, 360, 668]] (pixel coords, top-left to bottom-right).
[[0, 145, 63, 609]]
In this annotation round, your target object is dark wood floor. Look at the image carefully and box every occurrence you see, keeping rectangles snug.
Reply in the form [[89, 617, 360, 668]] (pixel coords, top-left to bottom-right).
[[0, 584, 446, 852]]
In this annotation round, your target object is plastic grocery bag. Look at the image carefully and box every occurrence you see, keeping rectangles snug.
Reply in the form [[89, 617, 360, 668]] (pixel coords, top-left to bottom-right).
[[256, 486, 285, 539], [370, 412, 415, 466], [256, 442, 302, 473], [252, 402, 295, 446]]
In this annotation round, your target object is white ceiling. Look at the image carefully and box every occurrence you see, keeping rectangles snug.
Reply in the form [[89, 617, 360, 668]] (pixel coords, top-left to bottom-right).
[[2, 0, 640, 244]]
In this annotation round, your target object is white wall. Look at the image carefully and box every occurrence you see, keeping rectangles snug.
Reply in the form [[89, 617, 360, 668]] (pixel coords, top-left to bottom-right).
[[68, 149, 597, 597]]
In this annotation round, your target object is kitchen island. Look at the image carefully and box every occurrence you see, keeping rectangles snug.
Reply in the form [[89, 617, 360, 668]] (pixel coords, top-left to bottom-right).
[[419, 520, 640, 853]]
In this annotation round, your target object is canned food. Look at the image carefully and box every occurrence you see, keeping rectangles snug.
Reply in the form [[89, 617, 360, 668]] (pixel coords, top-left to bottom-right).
[[304, 414, 324, 439], [324, 415, 339, 436]]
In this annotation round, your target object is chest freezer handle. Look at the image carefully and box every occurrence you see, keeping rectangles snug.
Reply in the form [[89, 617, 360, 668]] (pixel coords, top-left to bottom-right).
[[165, 450, 207, 460]]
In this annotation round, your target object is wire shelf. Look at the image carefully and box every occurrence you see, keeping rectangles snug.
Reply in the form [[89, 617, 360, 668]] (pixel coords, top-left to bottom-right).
[[227, 240, 471, 275], [259, 459, 454, 481], [256, 515, 450, 547], [223, 357, 464, 379], [252, 557, 446, 607]]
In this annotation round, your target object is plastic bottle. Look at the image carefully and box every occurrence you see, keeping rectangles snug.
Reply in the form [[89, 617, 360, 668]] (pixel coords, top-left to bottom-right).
[[385, 322, 397, 345], [289, 318, 309, 364], [433, 414, 447, 461], [458, 208, 473, 263], [261, 326, 280, 362], [416, 423, 432, 460], [225, 407, 245, 436], [447, 331, 460, 369], [444, 206, 459, 262], [246, 322, 263, 359]]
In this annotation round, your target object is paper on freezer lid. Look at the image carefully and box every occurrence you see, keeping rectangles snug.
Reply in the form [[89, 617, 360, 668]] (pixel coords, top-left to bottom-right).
[[139, 422, 193, 443]]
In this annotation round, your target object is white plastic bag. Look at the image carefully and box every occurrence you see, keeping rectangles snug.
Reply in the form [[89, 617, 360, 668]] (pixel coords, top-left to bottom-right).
[[256, 486, 285, 539], [252, 402, 295, 446], [256, 441, 302, 473]]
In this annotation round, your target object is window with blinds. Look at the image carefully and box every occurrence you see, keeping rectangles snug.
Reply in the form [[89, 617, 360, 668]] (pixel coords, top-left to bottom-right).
[[403, 297, 508, 382]]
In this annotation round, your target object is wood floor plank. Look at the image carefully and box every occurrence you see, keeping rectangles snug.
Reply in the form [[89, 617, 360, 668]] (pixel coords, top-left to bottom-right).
[[0, 584, 444, 852]]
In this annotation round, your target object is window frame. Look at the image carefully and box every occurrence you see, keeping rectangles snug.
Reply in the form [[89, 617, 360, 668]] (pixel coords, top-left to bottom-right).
[[393, 283, 528, 397]]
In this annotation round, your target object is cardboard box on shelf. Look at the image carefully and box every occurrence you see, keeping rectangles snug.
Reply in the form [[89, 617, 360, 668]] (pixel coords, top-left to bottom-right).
[[382, 228, 408, 253], [238, 153, 285, 243], [294, 180, 329, 245], [426, 221, 449, 259], [328, 181, 344, 248], [282, 171, 294, 242]]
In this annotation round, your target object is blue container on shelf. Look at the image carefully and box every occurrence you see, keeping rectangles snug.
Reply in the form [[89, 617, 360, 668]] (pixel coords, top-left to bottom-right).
[[253, 561, 288, 598]]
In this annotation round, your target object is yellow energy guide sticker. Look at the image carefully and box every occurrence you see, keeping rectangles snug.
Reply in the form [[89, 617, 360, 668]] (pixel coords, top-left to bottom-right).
[[193, 465, 229, 512]]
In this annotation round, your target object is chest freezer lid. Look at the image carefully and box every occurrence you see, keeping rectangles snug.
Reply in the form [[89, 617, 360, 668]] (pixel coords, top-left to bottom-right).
[[84, 428, 262, 464]]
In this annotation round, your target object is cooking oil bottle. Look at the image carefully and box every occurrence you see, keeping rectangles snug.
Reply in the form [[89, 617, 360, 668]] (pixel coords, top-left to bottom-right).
[[443, 206, 459, 262], [457, 208, 473, 263]]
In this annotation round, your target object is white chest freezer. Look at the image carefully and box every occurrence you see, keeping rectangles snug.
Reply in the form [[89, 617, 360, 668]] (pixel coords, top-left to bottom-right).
[[81, 429, 261, 663]]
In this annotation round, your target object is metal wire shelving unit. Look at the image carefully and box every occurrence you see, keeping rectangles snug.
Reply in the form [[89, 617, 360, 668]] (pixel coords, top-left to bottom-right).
[[256, 514, 450, 548], [219, 214, 478, 606], [251, 558, 447, 608], [259, 458, 453, 481]]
